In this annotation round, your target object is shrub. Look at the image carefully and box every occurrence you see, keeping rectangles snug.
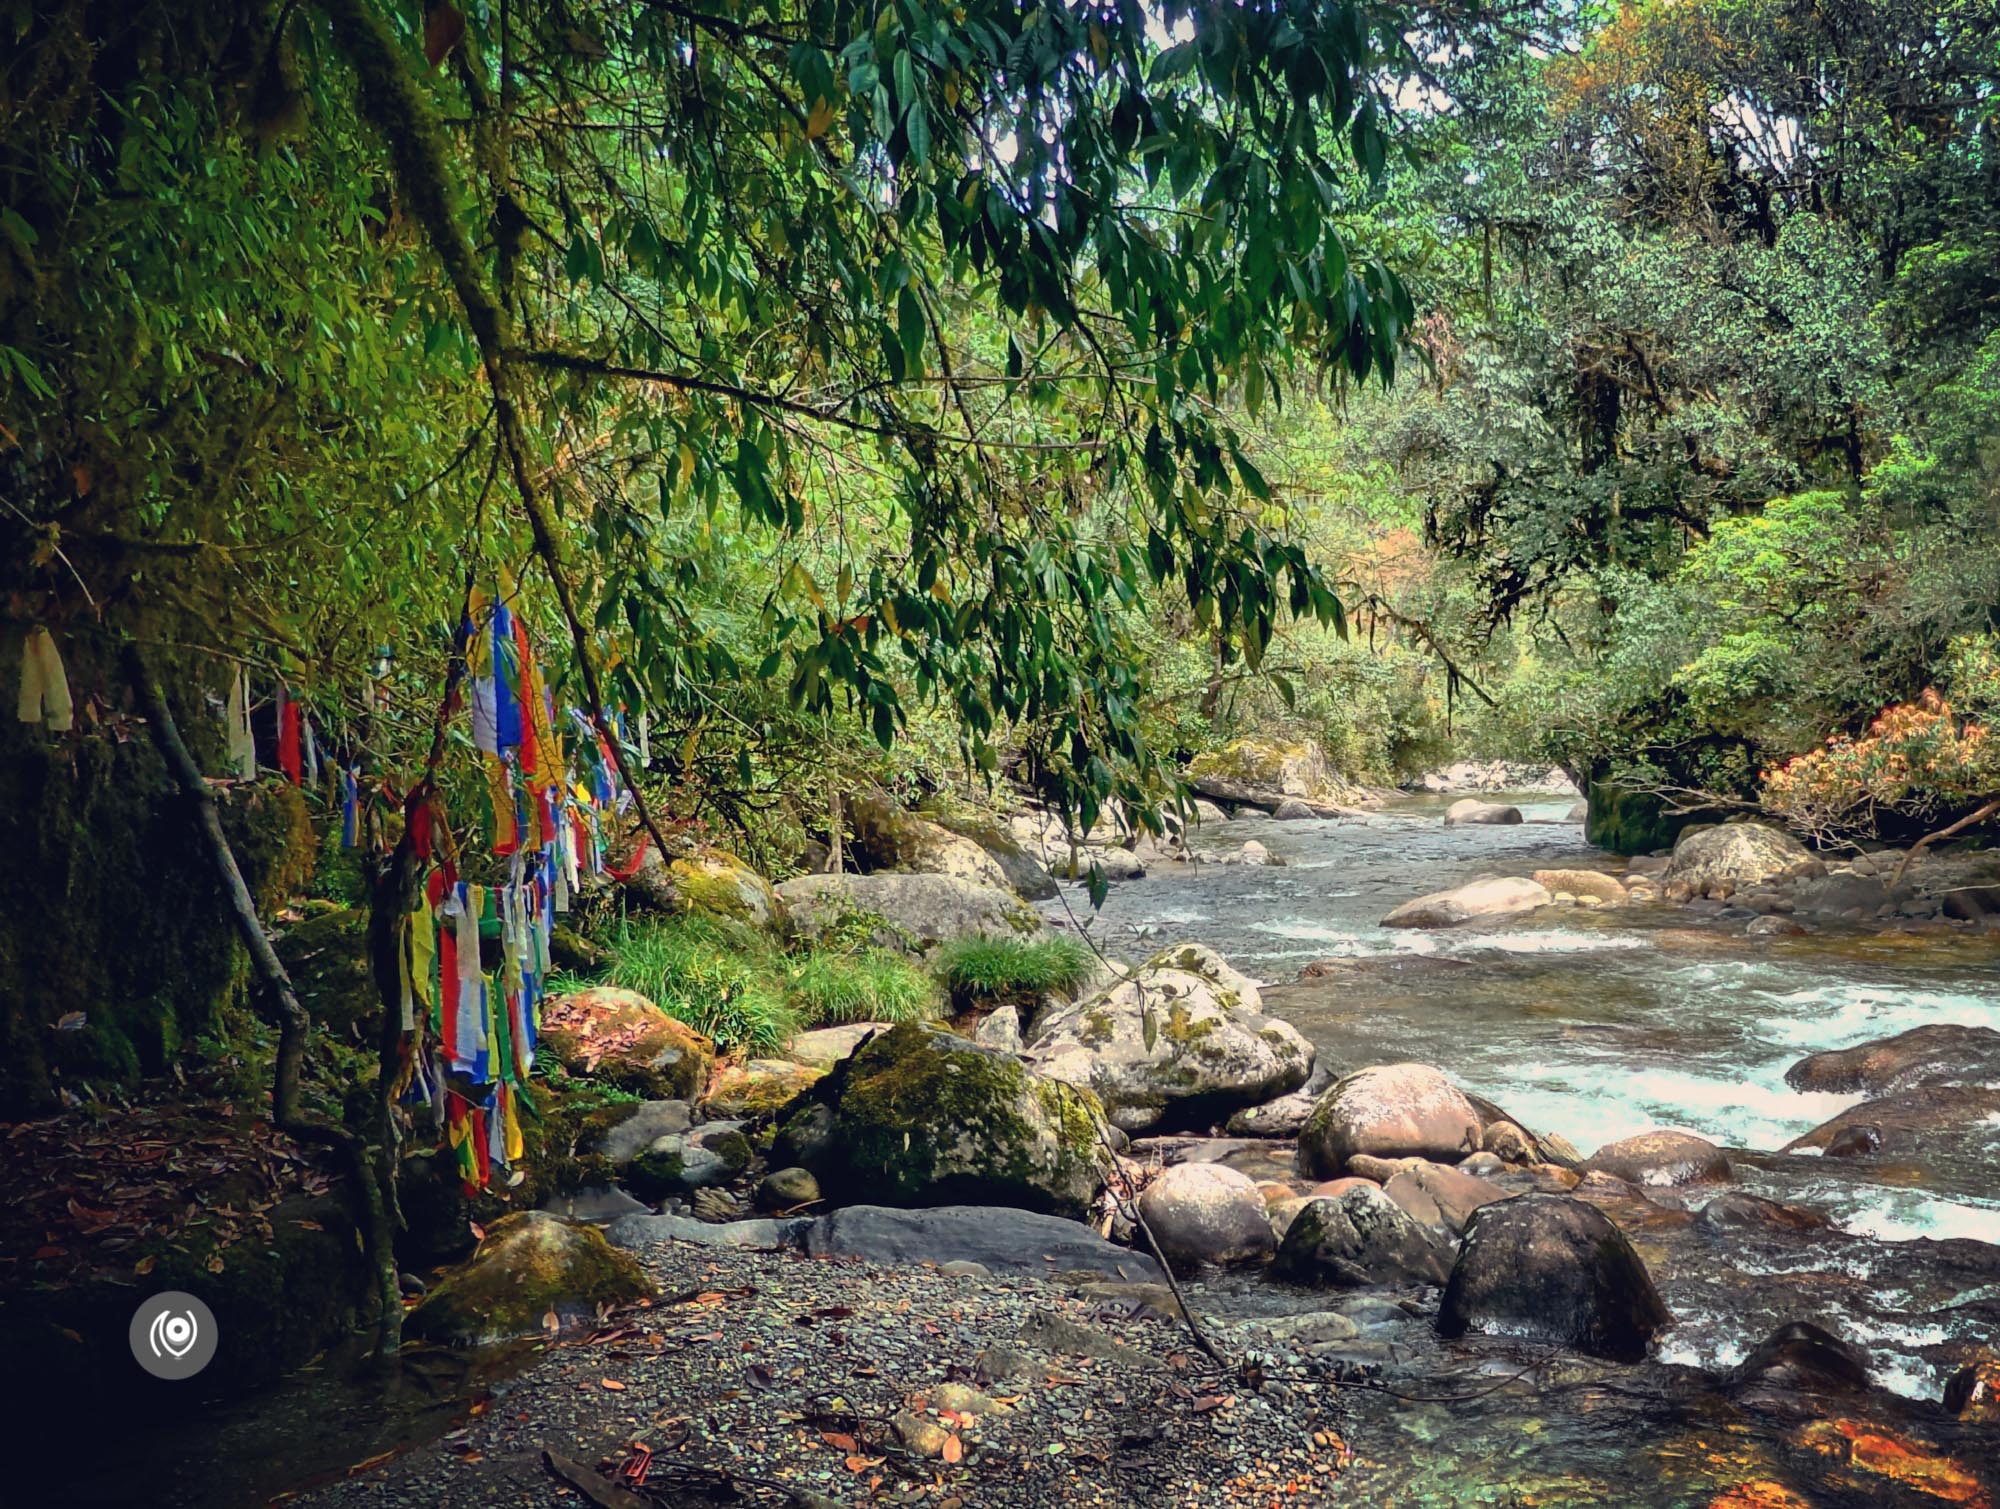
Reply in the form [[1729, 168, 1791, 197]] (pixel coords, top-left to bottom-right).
[[602, 918, 798, 1055], [930, 935, 1094, 1008], [788, 949, 942, 1027], [1762, 689, 1998, 840]]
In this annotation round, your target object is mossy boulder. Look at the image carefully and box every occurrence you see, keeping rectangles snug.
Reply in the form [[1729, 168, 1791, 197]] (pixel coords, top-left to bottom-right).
[[1024, 943, 1314, 1133], [1663, 822, 1814, 897], [406, 1211, 655, 1346], [539, 986, 714, 1099], [1188, 739, 1355, 803], [848, 790, 1014, 892], [777, 872, 1042, 953], [274, 908, 377, 1041], [625, 1123, 754, 1200], [668, 847, 783, 931], [1584, 781, 1711, 856], [778, 1022, 1109, 1217]]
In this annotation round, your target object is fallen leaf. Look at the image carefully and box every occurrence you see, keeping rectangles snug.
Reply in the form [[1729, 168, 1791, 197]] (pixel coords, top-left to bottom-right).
[[845, 1455, 884, 1473], [941, 1434, 963, 1464], [745, 1362, 773, 1390], [820, 1431, 858, 1454], [293, 1219, 323, 1231], [468, 1221, 486, 1242], [600, 1378, 626, 1391], [134, 1254, 156, 1276]]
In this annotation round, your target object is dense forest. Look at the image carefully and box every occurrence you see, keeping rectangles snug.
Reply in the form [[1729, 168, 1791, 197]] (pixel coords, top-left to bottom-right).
[[3, 1, 1998, 1506]]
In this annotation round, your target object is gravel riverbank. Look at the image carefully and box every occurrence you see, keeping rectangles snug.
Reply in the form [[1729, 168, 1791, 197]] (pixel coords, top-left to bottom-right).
[[299, 1241, 1355, 1509]]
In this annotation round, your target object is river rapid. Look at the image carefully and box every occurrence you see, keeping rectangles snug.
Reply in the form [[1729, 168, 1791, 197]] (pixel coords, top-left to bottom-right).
[[1046, 793, 2000, 1505]]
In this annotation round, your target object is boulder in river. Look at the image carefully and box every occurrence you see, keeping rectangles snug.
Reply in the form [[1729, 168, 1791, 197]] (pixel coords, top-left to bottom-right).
[[776, 1022, 1109, 1216], [777, 872, 1042, 952], [1581, 1130, 1732, 1189], [1444, 799, 1523, 826], [1698, 1191, 1831, 1232], [1297, 1063, 1483, 1178], [1271, 798, 1318, 821], [1137, 1163, 1277, 1270], [1728, 1321, 1873, 1395], [1437, 1194, 1670, 1362], [1662, 823, 1813, 898], [1784, 1024, 2000, 1096], [1187, 738, 1362, 805], [1273, 1183, 1453, 1287], [803, 1203, 1162, 1282], [1226, 1060, 1340, 1136], [1781, 1085, 2000, 1161], [1026, 943, 1313, 1133], [1381, 1161, 1511, 1234], [539, 986, 714, 1100], [408, 1212, 654, 1346], [1380, 876, 1551, 929]]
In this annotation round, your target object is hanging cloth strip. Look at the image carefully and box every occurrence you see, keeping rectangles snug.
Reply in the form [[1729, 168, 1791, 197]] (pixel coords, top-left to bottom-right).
[[15, 627, 74, 732], [225, 665, 256, 778], [276, 687, 303, 785]]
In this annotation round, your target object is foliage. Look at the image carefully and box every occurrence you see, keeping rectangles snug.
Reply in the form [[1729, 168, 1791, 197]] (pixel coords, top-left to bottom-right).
[[601, 917, 799, 1055], [929, 935, 1094, 1005], [786, 949, 941, 1026], [1762, 688, 1998, 840]]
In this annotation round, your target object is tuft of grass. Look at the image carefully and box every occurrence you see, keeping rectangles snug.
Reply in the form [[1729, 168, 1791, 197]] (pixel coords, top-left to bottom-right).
[[929, 934, 1094, 1005], [602, 918, 799, 1055], [788, 948, 942, 1027]]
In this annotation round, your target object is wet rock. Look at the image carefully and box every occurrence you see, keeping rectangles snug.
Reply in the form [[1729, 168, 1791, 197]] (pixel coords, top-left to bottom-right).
[[1582, 1131, 1732, 1189], [1481, 1122, 1534, 1163], [1747, 915, 1809, 937], [1532, 869, 1627, 904], [777, 872, 1042, 952], [1784, 1024, 2000, 1096], [803, 1204, 1164, 1279], [1381, 1161, 1511, 1234], [1238, 1310, 1361, 1352], [1792, 871, 1908, 917], [1237, 839, 1276, 865], [275, 909, 376, 1038], [891, 1411, 952, 1457], [1381, 876, 1551, 929], [539, 986, 714, 1100], [1566, 802, 1588, 822], [1226, 1060, 1340, 1137], [1728, 1321, 1873, 1395], [1663, 823, 1813, 898], [778, 1023, 1109, 1215], [757, 1166, 821, 1211], [1782, 1085, 2000, 1160], [1050, 845, 1146, 882], [1698, 1192, 1831, 1232], [701, 1057, 824, 1118], [1273, 1184, 1453, 1288], [1437, 1194, 1670, 1362], [1444, 799, 1523, 826], [409, 1212, 655, 1346], [1297, 1063, 1483, 1178], [1271, 798, 1318, 821], [1190, 798, 1230, 825], [1026, 943, 1312, 1133], [607, 1212, 810, 1250], [1136, 1163, 1276, 1270], [784, 1022, 894, 1069]]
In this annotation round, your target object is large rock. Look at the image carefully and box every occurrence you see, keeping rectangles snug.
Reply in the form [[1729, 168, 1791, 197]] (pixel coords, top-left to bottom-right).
[[624, 1122, 753, 1200], [606, 1213, 810, 1251], [1297, 1064, 1483, 1179], [1380, 877, 1551, 929], [1188, 739, 1355, 804], [1026, 943, 1313, 1132], [930, 813, 1060, 900], [275, 909, 376, 1039], [1136, 1163, 1276, 1270], [1271, 798, 1318, 821], [1581, 1131, 1731, 1189], [784, 1022, 894, 1069], [595, 1099, 694, 1167], [848, 791, 1014, 892], [1784, 1025, 2000, 1096], [1663, 823, 1813, 898], [1445, 799, 1523, 826], [539, 987, 714, 1099], [775, 1023, 1109, 1216], [1781, 1085, 2000, 1160], [407, 1212, 654, 1346], [1273, 1184, 1453, 1287], [1437, 1195, 1670, 1362], [777, 872, 1042, 952], [803, 1204, 1162, 1282], [667, 847, 783, 929]]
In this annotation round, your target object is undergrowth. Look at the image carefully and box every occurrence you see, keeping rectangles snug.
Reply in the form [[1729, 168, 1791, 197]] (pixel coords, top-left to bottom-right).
[[930, 935, 1093, 1005]]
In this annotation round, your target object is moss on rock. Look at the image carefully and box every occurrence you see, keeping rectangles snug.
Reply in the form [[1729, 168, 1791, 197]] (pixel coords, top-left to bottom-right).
[[407, 1211, 654, 1346], [538, 985, 715, 1099], [783, 1022, 1108, 1216], [669, 847, 784, 931], [274, 908, 377, 1041]]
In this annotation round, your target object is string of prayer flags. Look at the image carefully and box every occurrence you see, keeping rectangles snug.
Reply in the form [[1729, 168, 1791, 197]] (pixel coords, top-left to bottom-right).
[[16, 626, 73, 732], [340, 765, 361, 849]]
